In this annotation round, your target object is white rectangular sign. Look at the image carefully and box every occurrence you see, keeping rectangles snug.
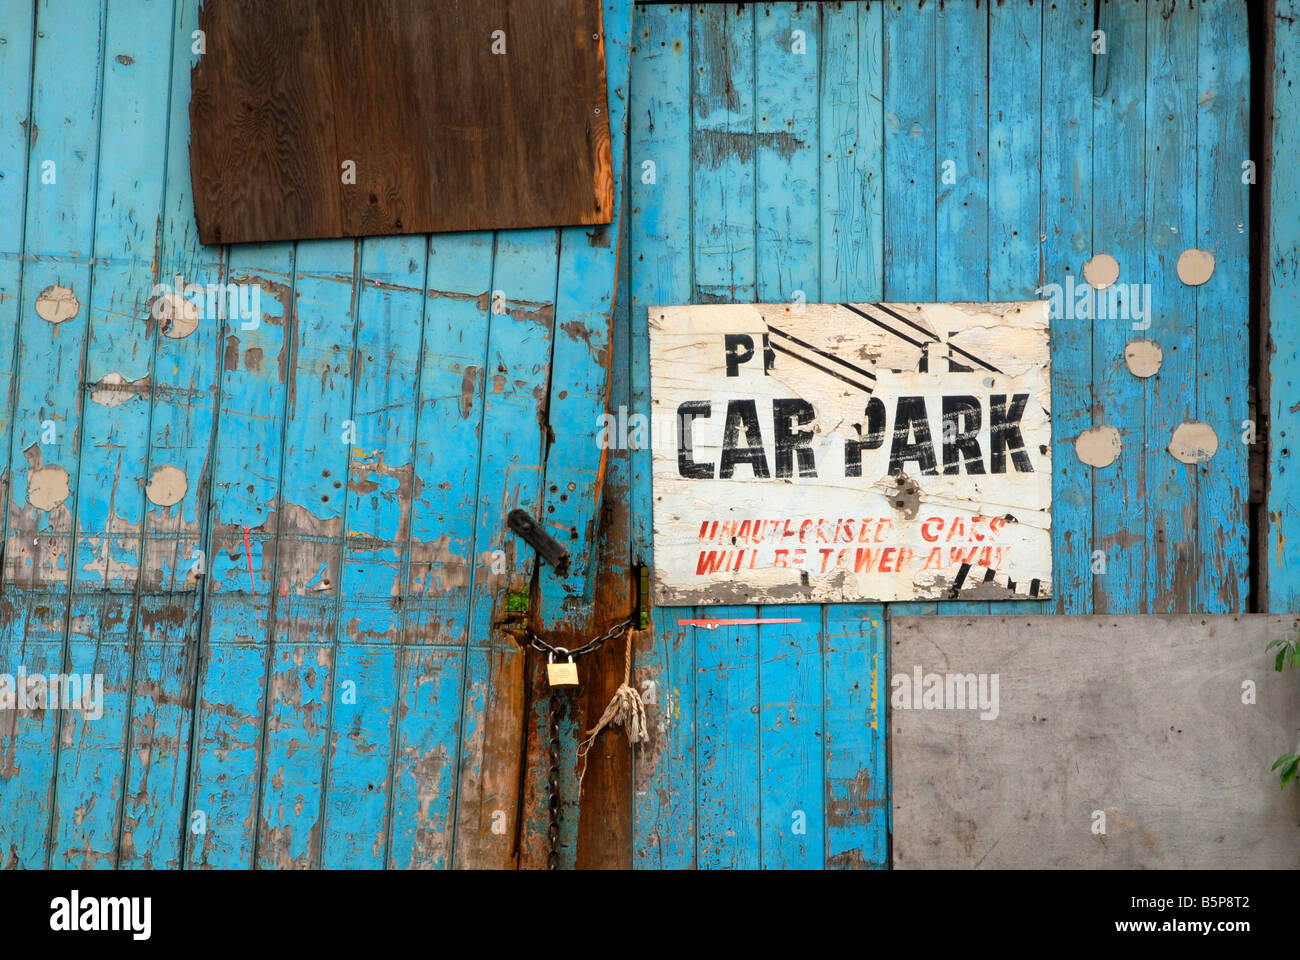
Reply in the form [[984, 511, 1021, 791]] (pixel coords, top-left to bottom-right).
[[648, 302, 1052, 605]]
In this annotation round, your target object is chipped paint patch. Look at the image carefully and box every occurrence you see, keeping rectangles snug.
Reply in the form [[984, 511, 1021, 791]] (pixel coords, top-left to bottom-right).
[[146, 465, 188, 506], [90, 371, 151, 406], [1083, 253, 1120, 289], [28, 465, 71, 510], [35, 285, 79, 324], [1074, 425, 1122, 468], [1168, 421, 1219, 463], [155, 292, 199, 338], [1123, 339, 1163, 378], [1176, 247, 1215, 286]]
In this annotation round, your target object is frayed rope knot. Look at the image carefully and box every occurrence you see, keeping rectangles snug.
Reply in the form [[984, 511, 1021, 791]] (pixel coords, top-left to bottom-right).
[[577, 629, 649, 795]]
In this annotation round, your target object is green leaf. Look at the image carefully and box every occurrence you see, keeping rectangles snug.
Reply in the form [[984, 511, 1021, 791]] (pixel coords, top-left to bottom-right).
[[1277, 648, 1287, 673], [1271, 752, 1299, 771], [1282, 760, 1299, 790]]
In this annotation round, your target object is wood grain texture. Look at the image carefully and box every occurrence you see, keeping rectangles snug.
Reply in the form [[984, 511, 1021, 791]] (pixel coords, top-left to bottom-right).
[[1042, 0, 1094, 615], [629, 0, 696, 870], [1090, 0, 1147, 614], [1196, 0, 1250, 612], [1267, 0, 1298, 612], [189, 0, 613, 244]]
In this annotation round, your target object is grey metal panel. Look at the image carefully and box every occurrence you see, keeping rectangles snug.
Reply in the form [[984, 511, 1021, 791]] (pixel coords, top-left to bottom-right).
[[890, 615, 1300, 868]]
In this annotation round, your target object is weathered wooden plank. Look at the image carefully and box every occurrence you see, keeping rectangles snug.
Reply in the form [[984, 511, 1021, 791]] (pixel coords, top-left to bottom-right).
[[525, 0, 634, 869], [935, 0, 989, 617], [1143, 0, 1198, 613], [120, 627, 197, 868], [690, 3, 760, 870], [988, 0, 1049, 616], [453, 227, 558, 869], [883, 0, 936, 619], [0, 0, 36, 531], [824, 603, 885, 868], [0, 632, 66, 867], [48, 619, 132, 869], [757, 603, 823, 868], [184, 639, 269, 868], [2, 0, 106, 591], [1041, 0, 1094, 615], [1090, 0, 1147, 613], [255, 640, 332, 869], [185, 241, 295, 869], [387, 646, 463, 869], [1195, 0, 1250, 612], [322, 644, 398, 868], [189, 0, 614, 244], [818, 0, 887, 870], [1270, 0, 1300, 610], [537, 0, 634, 632], [125, 0, 223, 870], [819, 0, 883, 310], [753, 1, 822, 870], [320, 235, 427, 867], [400, 231, 494, 868], [53, 0, 176, 868], [0, 0, 108, 866], [576, 168, 636, 869], [629, 0, 695, 871], [255, 238, 357, 869]]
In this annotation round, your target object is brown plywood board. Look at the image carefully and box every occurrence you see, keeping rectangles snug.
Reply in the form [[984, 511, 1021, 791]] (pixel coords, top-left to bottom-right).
[[190, 0, 613, 244]]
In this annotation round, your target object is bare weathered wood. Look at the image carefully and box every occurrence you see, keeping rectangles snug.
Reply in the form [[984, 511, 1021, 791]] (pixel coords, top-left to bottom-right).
[[190, 0, 613, 244]]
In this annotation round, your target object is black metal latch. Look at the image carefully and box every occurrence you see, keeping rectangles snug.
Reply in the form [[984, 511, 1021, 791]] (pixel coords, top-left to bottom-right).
[[507, 508, 570, 577]]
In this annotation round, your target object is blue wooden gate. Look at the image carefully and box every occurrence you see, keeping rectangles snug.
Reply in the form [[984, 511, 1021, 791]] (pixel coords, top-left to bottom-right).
[[625, 0, 1250, 868]]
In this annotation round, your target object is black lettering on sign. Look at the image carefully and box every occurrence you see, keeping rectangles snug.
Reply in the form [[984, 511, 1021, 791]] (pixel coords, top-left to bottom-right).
[[844, 397, 887, 477], [990, 393, 1032, 473], [724, 334, 754, 377], [942, 395, 985, 475], [888, 396, 938, 476], [676, 401, 714, 478], [719, 399, 770, 478], [773, 398, 817, 478]]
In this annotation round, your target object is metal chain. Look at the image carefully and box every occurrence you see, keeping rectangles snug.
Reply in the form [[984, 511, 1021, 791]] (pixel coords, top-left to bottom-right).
[[546, 691, 563, 870], [534, 612, 636, 869], [527, 615, 634, 660]]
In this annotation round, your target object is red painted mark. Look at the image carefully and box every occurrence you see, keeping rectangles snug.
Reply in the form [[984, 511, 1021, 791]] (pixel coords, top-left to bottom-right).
[[242, 525, 256, 593], [678, 617, 802, 629]]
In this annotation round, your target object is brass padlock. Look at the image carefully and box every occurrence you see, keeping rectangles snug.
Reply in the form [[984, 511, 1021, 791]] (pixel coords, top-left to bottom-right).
[[546, 649, 579, 687]]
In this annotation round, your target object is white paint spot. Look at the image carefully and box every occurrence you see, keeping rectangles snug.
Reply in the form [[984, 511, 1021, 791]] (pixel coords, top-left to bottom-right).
[[156, 292, 199, 338], [35, 285, 79, 324], [145, 464, 188, 506], [1123, 339, 1163, 378], [28, 466, 71, 510], [1168, 421, 1219, 463], [1083, 254, 1120, 290], [1176, 248, 1215, 286], [1074, 424, 1122, 468]]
